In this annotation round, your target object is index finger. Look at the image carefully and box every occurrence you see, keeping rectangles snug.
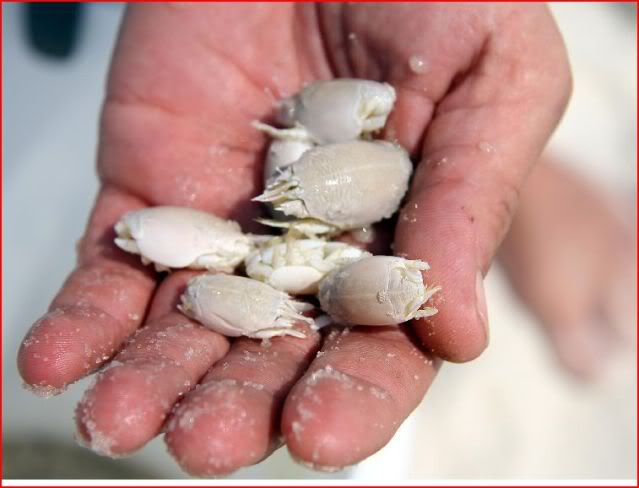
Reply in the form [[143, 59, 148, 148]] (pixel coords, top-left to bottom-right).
[[17, 186, 157, 394]]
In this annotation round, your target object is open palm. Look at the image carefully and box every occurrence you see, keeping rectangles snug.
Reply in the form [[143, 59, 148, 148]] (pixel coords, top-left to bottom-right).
[[18, 4, 570, 475]]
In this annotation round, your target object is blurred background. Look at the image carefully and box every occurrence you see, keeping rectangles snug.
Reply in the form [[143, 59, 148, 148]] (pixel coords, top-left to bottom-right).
[[3, 2, 637, 481]]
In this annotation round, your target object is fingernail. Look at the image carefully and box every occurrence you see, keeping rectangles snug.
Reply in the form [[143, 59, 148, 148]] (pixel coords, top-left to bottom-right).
[[475, 271, 489, 344]]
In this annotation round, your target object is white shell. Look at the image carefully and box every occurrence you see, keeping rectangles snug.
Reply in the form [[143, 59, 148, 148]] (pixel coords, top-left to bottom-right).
[[263, 139, 315, 183], [245, 238, 371, 294], [318, 256, 440, 326], [114, 206, 253, 273], [255, 79, 397, 144], [179, 274, 313, 339], [253, 140, 413, 235]]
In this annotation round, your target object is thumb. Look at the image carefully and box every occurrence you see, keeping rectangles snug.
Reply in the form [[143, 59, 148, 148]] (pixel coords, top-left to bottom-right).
[[393, 7, 572, 362]]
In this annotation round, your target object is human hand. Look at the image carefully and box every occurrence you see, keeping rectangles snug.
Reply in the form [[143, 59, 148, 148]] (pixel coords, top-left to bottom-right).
[[499, 160, 636, 379], [18, 4, 571, 475]]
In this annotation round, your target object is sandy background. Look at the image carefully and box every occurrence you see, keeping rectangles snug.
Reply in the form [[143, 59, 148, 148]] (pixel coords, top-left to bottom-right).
[[3, 2, 636, 481]]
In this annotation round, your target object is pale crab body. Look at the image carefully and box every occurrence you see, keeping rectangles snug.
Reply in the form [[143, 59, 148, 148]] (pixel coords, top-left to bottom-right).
[[318, 256, 441, 326], [179, 274, 314, 339], [245, 238, 371, 294], [114, 206, 252, 273], [255, 79, 397, 144], [263, 139, 315, 183], [253, 140, 413, 236]]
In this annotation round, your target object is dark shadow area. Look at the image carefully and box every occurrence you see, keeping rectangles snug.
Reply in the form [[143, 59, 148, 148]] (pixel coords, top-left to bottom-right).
[[3, 436, 156, 479], [23, 3, 84, 59]]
